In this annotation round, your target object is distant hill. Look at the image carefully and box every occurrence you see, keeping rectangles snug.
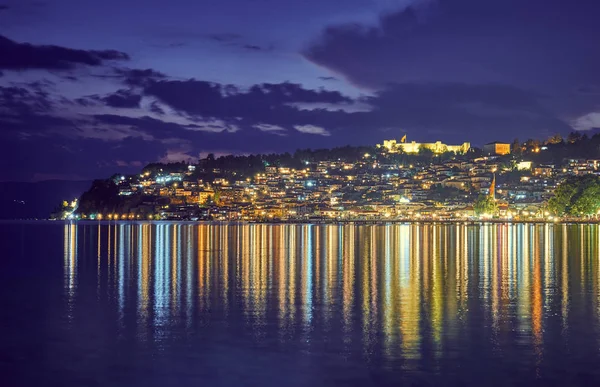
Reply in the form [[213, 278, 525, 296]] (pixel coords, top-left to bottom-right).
[[0, 180, 91, 219]]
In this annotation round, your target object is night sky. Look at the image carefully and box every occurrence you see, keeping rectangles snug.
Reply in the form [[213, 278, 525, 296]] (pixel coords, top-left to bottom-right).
[[1, 0, 599, 181]]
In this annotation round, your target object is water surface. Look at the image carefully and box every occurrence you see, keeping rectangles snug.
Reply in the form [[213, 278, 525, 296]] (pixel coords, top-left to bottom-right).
[[2, 221, 600, 386]]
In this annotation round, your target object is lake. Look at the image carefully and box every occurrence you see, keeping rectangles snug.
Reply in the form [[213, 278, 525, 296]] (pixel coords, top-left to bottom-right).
[[2, 221, 600, 386]]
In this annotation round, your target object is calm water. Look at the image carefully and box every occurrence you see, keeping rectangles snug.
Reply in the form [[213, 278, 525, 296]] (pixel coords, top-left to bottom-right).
[[2, 221, 600, 386]]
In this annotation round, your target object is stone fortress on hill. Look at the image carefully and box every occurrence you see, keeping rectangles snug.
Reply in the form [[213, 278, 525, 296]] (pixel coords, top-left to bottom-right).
[[378, 135, 471, 155]]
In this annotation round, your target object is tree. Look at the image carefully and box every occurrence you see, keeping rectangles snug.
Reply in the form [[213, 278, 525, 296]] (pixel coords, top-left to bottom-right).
[[548, 175, 600, 216], [437, 150, 456, 162], [567, 132, 582, 144], [548, 180, 578, 216], [418, 145, 434, 158], [429, 184, 463, 203], [213, 189, 221, 206], [76, 179, 119, 214], [473, 195, 498, 216], [545, 134, 563, 145], [511, 139, 522, 156], [499, 158, 517, 171], [571, 184, 600, 216], [524, 138, 541, 153]]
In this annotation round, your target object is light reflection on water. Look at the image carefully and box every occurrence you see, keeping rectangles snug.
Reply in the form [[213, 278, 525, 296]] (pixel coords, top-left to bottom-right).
[[57, 222, 600, 385]]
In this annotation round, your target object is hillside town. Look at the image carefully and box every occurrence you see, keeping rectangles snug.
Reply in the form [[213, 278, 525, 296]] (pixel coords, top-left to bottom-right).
[[57, 133, 600, 222]]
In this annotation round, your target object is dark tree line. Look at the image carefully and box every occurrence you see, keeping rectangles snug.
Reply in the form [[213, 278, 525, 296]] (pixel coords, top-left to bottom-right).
[[513, 132, 600, 162], [76, 179, 167, 215], [548, 175, 600, 216]]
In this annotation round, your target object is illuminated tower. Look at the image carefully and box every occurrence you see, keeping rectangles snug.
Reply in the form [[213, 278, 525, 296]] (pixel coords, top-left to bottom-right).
[[488, 173, 496, 201]]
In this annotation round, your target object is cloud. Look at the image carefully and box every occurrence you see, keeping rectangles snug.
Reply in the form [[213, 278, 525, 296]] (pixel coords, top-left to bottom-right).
[[572, 112, 600, 132], [86, 113, 364, 155], [0, 85, 54, 116], [243, 44, 273, 52], [207, 33, 241, 43], [318, 76, 338, 81], [102, 89, 142, 108], [2, 75, 364, 180], [159, 149, 197, 164], [294, 124, 331, 136], [0, 107, 167, 181], [303, 0, 600, 89], [141, 79, 354, 128], [0, 134, 167, 182], [0, 64, 572, 152], [254, 123, 287, 134], [206, 32, 273, 52], [73, 88, 143, 109], [90, 114, 185, 140], [89, 73, 565, 144], [149, 101, 165, 115], [144, 79, 351, 108], [114, 160, 144, 168], [0, 5, 9, 11], [363, 82, 570, 142], [75, 97, 95, 107], [150, 42, 188, 49], [302, 0, 600, 138], [187, 119, 240, 133], [0, 35, 129, 71], [77, 121, 154, 142], [117, 68, 166, 87]]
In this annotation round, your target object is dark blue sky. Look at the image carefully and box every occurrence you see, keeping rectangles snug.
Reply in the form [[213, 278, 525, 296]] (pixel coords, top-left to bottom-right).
[[1, 0, 599, 181]]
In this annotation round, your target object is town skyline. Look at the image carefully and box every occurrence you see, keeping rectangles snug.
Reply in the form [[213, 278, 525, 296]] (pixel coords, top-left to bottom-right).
[[52, 132, 600, 223]]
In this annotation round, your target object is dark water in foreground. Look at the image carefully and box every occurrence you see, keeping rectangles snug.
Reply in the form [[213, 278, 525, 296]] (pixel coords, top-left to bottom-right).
[[2, 222, 600, 386]]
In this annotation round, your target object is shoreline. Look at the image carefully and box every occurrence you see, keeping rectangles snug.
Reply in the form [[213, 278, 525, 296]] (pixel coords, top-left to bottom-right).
[[4, 218, 600, 225]]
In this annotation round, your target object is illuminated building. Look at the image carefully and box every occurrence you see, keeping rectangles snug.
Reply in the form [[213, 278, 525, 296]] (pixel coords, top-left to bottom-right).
[[483, 141, 511, 155], [379, 136, 470, 154], [198, 190, 215, 204], [517, 161, 532, 170]]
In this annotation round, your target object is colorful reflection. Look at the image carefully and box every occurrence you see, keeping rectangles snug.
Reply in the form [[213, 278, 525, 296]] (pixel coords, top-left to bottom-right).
[[62, 222, 600, 375]]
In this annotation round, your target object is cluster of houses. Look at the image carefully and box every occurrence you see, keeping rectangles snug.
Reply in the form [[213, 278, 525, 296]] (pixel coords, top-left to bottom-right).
[[88, 141, 600, 221]]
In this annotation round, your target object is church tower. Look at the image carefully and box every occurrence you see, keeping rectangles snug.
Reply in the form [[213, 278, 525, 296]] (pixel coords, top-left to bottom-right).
[[488, 174, 496, 201]]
